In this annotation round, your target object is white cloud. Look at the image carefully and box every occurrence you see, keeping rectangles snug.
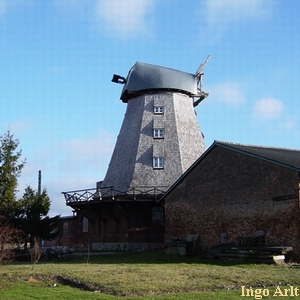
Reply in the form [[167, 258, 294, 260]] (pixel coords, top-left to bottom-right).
[[253, 97, 284, 121], [281, 120, 296, 130], [53, 0, 155, 38], [49, 65, 65, 74], [211, 82, 245, 106], [53, 0, 86, 8], [200, 0, 274, 40], [0, 1, 7, 16], [0, 0, 34, 17], [18, 128, 115, 216], [53, 0, 92, 17], [205, 0, 273, 25], [95, 0, 155, 37], [59, 129, 114, 178], [8, 120, 35, 135]]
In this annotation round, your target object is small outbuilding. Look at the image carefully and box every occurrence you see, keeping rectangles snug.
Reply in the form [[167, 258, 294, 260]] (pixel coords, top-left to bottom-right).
[[161, 141, 300, 257]]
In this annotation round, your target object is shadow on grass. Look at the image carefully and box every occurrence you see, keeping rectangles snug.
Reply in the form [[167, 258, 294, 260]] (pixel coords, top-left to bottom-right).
[[25, 251, 266, 267]]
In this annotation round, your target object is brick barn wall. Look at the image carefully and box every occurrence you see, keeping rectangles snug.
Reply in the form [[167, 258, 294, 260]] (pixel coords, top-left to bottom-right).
[[57, 201, 164, 250], [59, 217, 85, 249], [165, 146, 300, 254]]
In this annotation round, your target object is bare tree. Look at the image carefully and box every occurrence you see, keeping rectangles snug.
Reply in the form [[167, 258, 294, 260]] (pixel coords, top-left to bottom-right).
[[0, 216, 22, 264], [30, 236, 42, 270]]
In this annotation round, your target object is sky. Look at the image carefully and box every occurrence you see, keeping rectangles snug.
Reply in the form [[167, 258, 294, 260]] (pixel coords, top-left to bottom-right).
[[1, 0, 299, 216]]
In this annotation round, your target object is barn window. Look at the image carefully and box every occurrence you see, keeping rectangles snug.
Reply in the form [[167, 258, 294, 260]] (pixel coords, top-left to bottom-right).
[[62, 221, 68, 237], [220, 233, 227, 244], [152, 207, 164, 224], [82, 217, 88, 233]]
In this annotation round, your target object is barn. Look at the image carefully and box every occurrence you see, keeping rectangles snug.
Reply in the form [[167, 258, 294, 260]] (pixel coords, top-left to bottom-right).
[[161, 141, 300, 257]]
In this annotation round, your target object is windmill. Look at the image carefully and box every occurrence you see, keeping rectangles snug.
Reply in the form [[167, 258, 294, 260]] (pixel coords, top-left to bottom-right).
[[101, 61, 208, 192], [62, 61, 209, 249]]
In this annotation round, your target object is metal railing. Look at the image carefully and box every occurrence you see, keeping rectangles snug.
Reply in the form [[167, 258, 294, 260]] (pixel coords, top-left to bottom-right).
[[62, 186, 168, 204]]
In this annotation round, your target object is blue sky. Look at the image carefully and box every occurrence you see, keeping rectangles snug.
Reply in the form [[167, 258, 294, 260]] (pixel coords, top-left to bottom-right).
[[1, 0, 299, 216]]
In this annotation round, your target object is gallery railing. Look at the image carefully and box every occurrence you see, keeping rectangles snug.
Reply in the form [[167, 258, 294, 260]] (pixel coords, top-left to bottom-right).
[[62, 186, 168, 204]]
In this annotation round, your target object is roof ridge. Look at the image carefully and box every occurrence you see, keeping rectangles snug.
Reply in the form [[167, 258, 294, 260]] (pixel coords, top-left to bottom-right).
[[214, 140, 300, 152]]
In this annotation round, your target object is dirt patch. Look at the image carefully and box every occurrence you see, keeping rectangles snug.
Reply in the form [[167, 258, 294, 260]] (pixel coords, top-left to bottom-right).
[[55, 276, 96, 292]]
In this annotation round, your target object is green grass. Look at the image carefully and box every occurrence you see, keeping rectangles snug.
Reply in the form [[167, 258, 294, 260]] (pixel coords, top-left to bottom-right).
[[0, 252, 300, 299]]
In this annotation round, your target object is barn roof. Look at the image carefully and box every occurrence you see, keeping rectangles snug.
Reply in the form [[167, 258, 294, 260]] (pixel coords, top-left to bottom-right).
[[215, 141, 300, 171], [159, 141, 300, 201], [120, 62, 199, 101]]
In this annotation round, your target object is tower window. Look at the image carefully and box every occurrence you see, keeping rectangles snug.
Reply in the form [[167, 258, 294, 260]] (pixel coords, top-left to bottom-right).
[[154, 106, 164, 114], [153, 157, 164, 169], [153, 129, 164, 138]]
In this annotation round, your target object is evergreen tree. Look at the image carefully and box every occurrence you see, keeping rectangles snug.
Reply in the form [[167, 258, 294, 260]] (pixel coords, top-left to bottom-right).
[[15, 186, 59, 249], [0, 130, 25, 217]]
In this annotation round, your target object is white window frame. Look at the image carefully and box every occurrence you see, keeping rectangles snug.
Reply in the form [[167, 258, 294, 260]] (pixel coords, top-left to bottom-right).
[[153, 128, 164, 138], [153, 157, 164, 169], [154, 106, 164, 114]]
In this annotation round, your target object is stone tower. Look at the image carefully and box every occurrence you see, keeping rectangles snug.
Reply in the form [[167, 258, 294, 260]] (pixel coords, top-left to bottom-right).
[[100, 61, 208, 194]]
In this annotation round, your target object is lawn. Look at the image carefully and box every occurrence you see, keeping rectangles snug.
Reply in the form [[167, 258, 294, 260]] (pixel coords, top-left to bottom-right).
[[0, 252, 300, 299]]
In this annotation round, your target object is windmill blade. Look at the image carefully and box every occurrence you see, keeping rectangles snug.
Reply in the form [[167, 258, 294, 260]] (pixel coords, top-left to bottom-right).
[[196, 55, 211, 77]]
